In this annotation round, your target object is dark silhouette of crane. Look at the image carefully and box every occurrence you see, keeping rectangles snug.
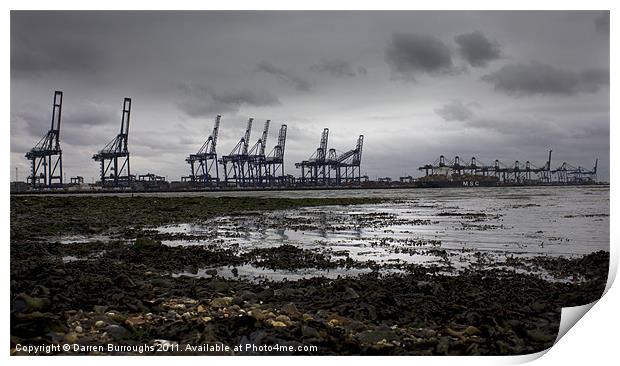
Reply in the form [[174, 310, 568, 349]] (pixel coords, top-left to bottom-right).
[[296, 128, 330, 185], [184, 115, 221, 187], [248, 120, 270, 185], [264, 124, 288, 186], [92, 98, 133, 187], [221, 118, 253, 187], [327, 135, 364, 185], [25, 91, 64, 188]]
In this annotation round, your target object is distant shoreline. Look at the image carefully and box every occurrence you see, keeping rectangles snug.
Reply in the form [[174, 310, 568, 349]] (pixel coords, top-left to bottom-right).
[[10, 182, 610, 196]]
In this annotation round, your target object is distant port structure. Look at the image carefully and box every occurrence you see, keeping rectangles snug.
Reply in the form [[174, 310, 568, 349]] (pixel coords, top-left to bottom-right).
[[15, 90, 601, 193]]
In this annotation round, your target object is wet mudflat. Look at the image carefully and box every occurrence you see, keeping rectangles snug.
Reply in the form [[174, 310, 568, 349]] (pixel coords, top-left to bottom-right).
[[10, 187, 609, 355]]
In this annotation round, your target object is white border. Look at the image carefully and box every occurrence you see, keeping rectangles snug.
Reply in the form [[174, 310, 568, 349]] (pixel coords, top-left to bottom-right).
[[4, 2, 615, 366]]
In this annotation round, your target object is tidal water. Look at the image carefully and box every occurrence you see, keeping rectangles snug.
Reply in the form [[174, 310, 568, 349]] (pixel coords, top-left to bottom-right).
[[153, 186, 609, 280]]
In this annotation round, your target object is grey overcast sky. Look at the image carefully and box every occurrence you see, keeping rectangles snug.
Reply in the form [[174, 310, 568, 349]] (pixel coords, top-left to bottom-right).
[[10, 11, 610, 182]]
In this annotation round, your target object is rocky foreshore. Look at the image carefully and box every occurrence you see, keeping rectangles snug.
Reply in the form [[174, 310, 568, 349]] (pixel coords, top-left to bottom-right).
[[10, 196, 609, 355]]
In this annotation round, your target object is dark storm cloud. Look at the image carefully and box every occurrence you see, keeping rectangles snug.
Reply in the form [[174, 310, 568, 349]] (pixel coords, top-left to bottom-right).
[[256, 61, 312, 91], [454, 32, 502, 67], [310, 59, 364, 77], [385, 33, 455, 79], [62, 126, 112, 148], [435, 100, 476, 122], [177, 83, 281, 118], [595, 11, 610, 34], [11, 38, 103, 77], [65, 103, 116, 127], [14, 102, 114, 139], [481, 62, 609, 96], [580, 68, 611, 91], [9, 11, 610, 181]]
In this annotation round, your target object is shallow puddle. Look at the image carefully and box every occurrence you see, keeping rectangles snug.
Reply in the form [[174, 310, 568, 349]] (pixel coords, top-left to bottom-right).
[[172, 263, 373, 282], [60, 186, 609, 282], [154, 186, 608, 277]]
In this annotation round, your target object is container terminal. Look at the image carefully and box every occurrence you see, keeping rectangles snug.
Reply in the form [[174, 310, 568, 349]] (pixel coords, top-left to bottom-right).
[[12, 91, 601, 193]]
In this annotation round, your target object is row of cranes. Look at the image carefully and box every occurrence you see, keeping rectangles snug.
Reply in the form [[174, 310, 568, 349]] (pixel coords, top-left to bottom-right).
[[182, 116, 289, 187], [295, 128, 364, 186], [183, 116, 364, 187], [23, 90, 364, 189], [418, 151, 598, 184], [21, 90, 599, 189]]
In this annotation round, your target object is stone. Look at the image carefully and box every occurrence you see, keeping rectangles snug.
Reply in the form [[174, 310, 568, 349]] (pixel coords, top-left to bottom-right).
[[93, 305, 107, 314], [357, 327, 399, 344], [95, 320, 106, 328], [126, 316, 146, 326], [207, 279, 230, 292], [526, 329, 555, 343], [75, 326, 83, 333], [64, 332, 79, 343], [134, 237, 162, 250], [281, 303, 301, 318], [105, 324, 128, 340], [238, 290, 257, 301], [344, 287, 360, 300], [210, 297, 234, 308], [252, 310, 271, 321], [270, 321, 287, 327], [328, 319, 341, 327], [436, 337, 450, 354], [12, 293, 50, 313], [346, 320, 367, 332], [301, 325, 320, 338], [115, 274, 136, 289], [463, 326, 481, 336], [532, 301, 546, 312], [275, 315, 291, 323]]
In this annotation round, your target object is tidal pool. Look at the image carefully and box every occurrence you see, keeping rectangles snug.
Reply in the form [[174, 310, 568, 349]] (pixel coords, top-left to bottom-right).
[[155, 186, 609, 280]]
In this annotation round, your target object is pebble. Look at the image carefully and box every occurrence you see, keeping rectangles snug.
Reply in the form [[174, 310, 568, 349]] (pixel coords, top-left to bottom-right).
[[75, 326, 83, 333], [357, 328, 399, 344], [328, 319, 341, 327], [105, 324, 128, 340], [64, 332, 79, 343], [301, 325, 320, 338], [463, 326, 481, 336], [344, 287, 360, 300], [526, 329, 555, 343], [281, 303, 301, 318], [275, 315, 291, 323], [210, 297, 234, 308]]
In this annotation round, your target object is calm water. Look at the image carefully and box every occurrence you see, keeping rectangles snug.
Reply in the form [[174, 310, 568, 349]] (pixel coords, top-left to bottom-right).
[[154, 186, 609, 277], [57, 186, 609, 280]]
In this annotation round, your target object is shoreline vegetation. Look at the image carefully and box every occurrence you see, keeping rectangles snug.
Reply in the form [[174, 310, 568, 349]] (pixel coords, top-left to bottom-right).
[[10, 196, 608, 355]]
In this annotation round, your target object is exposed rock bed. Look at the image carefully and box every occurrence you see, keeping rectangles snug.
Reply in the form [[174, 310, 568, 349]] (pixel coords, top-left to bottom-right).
[[10, 196, 608, 355]]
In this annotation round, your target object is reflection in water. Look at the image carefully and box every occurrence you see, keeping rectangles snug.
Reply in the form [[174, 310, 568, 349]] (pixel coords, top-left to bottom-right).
[[153, 186, 608, 278]]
